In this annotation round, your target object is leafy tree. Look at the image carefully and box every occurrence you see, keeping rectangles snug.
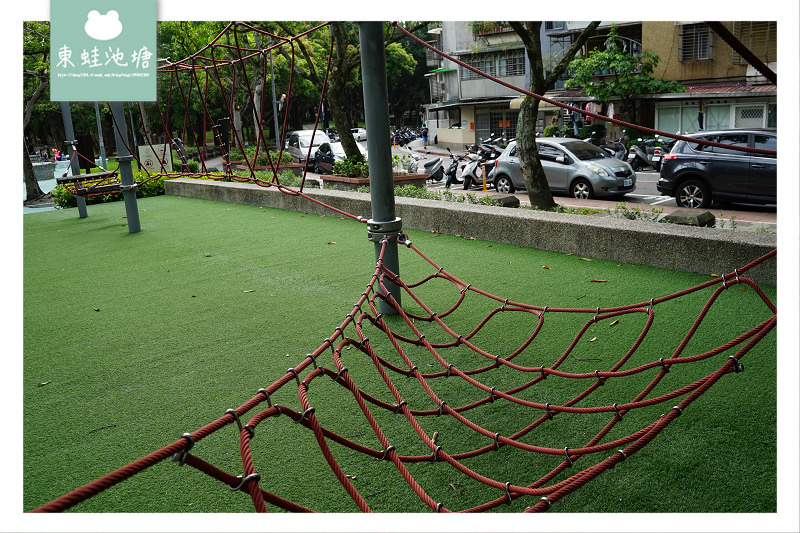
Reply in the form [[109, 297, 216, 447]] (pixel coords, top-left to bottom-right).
[[509, 21, 600, 210], [269, 21, 427, 162], [23, 21, 51, 201], [565, 23, 684, 126]]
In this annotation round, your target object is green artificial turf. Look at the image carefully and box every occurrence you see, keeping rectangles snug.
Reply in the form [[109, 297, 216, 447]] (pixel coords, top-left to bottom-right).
[[21, 195, 778, 520]]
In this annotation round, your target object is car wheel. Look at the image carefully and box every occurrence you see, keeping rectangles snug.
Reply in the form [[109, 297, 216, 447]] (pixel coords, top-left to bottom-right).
[[570, 178, 593, 199], [676, 179, 710, 209], [494, 175, 515, 194]]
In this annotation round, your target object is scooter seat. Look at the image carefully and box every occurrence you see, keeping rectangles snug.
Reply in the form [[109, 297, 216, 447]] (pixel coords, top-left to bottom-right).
[[423, 158, 441, 169]]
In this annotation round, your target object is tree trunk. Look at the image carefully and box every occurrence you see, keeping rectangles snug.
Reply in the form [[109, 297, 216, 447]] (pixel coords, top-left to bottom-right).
[[510, 20, 601, 211], [23, 136, 44, 202], [327, 82, 360, 162], [518, 96, 557, 210]]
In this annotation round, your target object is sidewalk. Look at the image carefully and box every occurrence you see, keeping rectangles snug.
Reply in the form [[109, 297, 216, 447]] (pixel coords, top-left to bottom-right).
[[405, 138, 777, 234]]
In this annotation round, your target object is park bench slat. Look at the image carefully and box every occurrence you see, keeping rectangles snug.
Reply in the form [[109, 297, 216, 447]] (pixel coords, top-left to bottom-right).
[[56, 170, 117, 185], [76, 184, 124, 196]]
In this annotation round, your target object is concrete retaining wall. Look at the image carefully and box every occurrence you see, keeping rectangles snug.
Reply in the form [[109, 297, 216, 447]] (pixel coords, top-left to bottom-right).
[[165, 178, 777, 285]]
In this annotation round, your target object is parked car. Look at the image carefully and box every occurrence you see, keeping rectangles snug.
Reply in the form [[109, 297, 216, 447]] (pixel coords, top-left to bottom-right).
[[490, 138, 636, 199], [351, 127, 367, 141], [313, 142, 367, 174], [656, 129, 776, 209], [324, 127, 339, 142], [284, 130, 332, 167]]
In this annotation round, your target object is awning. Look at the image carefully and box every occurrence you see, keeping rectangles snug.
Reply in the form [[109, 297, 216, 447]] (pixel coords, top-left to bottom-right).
[[509, 96, 561, 110], [426, 96, 520, 112]]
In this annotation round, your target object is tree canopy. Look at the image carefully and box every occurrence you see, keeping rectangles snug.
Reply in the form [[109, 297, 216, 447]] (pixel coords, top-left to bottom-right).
[[565, 24, 684, 123]]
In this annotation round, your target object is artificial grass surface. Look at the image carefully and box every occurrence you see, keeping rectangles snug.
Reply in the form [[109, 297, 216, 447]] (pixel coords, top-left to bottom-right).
[[21, 195, 778, 519]]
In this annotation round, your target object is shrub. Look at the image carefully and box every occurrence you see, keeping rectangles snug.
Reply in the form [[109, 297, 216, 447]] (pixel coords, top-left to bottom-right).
[[332, 156, 369, 178], [51, 170, 171, 209]]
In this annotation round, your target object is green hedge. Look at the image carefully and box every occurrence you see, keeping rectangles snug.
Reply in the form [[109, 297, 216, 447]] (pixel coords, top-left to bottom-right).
[[51, 170, 172, 209]]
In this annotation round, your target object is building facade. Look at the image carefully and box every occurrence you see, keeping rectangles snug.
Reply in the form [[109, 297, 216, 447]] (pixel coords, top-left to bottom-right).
[[422, 21, 777, 151]]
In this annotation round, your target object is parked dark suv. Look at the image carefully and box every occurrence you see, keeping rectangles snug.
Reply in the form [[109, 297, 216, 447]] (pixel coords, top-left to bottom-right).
[[657, 129, 776, 208]]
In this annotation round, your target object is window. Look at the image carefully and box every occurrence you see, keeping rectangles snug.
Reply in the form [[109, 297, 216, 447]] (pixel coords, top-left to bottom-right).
[[537, 143, 565, 162], [753, 134, 776, 158], [461, 51, 525, 80], [461, 54, 495, 80], [691, 134, 749, 155], [732, 21, 776, 65], [734, 105, 765, 128], [679, 23, 713, 61], [544, 22, 565, 31], [498, 50, 525, 77]]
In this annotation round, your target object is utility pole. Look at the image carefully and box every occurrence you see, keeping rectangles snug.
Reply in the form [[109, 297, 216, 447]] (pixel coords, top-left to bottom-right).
[[359, 22, 401, 314]]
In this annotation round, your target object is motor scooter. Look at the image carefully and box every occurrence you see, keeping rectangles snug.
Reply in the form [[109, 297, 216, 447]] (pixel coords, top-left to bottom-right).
[[461, 150, 494, 190], [407, 148, 444, 182], [601, 138, 627, 160], [443, 148, 467, 187], [648, 136, 676, 172], [627, 140, 652, 171]]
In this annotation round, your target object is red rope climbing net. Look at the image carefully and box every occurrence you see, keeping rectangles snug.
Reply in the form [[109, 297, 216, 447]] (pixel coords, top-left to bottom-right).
[[32, 22, 779, 515], [30, 238, 776, 513]]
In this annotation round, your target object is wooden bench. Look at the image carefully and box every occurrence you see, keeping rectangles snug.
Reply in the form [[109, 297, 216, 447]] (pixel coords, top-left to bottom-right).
[[56, 171, 123, 196]]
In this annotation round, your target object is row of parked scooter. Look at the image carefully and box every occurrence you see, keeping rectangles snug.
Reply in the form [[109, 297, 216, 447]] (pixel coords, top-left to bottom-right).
[[391, 127, 422, 147], [406, 133, 507, 190], [407, 132, 677, 191]]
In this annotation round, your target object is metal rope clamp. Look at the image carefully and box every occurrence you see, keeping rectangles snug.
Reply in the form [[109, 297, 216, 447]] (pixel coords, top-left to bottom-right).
[[367, 217, 403, 243]]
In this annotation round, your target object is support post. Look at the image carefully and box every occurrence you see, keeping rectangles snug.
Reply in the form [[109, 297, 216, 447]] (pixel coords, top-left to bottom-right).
[[109, 101, 141, 233], [60, 102, 87, 218], [359, 21, 401, 314]]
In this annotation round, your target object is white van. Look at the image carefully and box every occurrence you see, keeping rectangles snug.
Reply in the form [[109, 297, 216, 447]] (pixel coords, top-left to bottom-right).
[[284, 130, 331, 166]]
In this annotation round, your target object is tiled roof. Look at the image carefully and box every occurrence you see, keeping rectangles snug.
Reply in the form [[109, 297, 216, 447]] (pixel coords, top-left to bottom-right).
[[547, 81, 776, 101]]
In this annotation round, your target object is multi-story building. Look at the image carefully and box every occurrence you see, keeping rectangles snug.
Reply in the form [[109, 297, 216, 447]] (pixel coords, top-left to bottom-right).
[[423, 21, 777, 151]]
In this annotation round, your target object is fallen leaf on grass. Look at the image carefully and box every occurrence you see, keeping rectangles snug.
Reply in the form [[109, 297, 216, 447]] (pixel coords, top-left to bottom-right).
[[579, 257, 592, 262], [590, 337, 597, 342], [327, 241, 337, 245], [37, 380, 51, 387], [590, 279, 608, 283], [93, 308, 100, 312], [243, 290, 255, 293], [542, 265, 551, 270], [609, 320, 619, 327]]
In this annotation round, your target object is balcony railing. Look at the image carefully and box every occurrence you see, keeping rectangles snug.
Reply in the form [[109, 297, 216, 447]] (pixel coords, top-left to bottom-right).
[[470, 22, 513, 36]]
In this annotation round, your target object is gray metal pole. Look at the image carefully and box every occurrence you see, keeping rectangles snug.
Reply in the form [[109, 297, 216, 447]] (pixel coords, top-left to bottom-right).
[[270, 43, 280, 147], [60, 101, 87, 218], [94, 102, 108, 168], [109, 101, 141, 233], [359, 22, 401, 314]]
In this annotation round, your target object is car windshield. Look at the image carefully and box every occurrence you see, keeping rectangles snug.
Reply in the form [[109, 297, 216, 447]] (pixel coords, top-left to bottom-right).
[[561, 141, 610, 161], [299, 133, 328, 148]]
